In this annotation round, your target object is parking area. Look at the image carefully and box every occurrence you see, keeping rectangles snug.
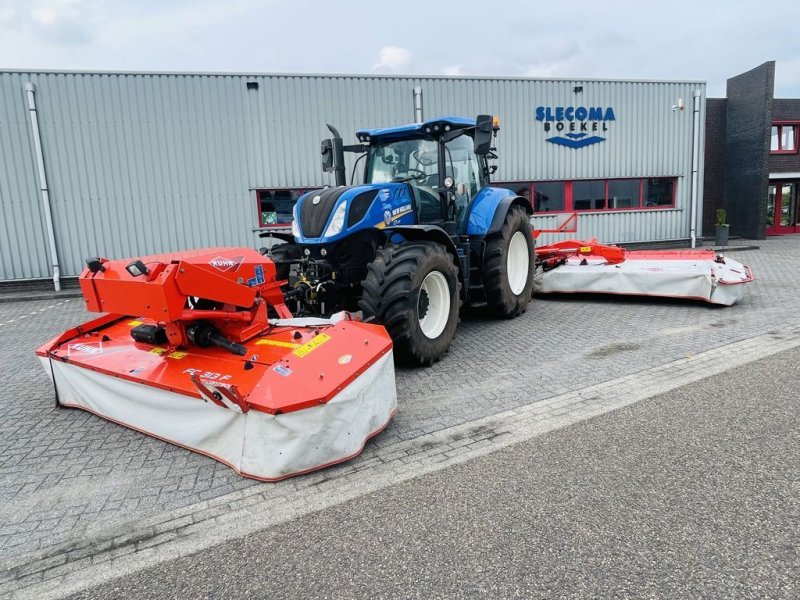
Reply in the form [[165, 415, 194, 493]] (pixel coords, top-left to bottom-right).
[[0, 237, 796, 565]]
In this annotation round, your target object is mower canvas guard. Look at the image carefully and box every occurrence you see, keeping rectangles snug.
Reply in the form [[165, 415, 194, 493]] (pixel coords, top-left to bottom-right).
[[37, 248, 397, 481], [533, 238, 754, 306]]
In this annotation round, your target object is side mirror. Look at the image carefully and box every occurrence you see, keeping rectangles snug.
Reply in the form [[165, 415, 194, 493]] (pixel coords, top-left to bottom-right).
[[321, 138, 334, 172], [474, 114, 494, 155]]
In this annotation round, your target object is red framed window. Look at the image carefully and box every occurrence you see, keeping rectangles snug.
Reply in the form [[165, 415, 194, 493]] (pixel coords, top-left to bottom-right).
[[256, 188, 308, 227], [495, 178, 676, 213], [771, 123, 799, 154]]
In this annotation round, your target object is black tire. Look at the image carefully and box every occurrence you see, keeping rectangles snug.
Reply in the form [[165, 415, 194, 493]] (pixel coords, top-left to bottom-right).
[[482, 206, 535, 318], [360, 242, 461, 366], [268, 242, 301, 283]]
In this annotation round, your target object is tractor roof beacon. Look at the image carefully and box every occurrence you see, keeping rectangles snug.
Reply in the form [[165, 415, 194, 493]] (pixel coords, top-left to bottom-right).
[[266, 115, 535, 366]]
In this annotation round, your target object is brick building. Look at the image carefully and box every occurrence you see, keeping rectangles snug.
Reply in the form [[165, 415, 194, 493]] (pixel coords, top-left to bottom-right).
[[703, 61, 800, 239]]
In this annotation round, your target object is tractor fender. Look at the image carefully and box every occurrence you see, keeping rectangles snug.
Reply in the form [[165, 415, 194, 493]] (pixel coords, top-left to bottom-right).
[[466, 186, 532, 237], [486, 196, 533, 236], [381, 225, 460, 263]]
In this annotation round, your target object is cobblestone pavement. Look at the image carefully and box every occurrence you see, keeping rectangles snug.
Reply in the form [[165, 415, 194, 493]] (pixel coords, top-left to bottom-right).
[[0, 238, 793, 565]]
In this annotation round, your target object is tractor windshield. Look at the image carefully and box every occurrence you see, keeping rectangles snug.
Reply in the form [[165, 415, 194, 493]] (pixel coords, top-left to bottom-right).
[[365, 133, 482, 226], [366, 139, 442, 220], [366, 139, 439, 185]]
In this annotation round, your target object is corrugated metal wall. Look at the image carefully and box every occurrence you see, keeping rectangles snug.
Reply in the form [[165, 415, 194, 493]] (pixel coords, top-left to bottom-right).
[[0, 70, 705, 281]]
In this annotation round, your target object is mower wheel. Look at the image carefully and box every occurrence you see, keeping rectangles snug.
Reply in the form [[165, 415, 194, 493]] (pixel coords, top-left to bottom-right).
[[268, 242, 301, 284], [482, 206, 535, 318], [360, 241, 461, 366]]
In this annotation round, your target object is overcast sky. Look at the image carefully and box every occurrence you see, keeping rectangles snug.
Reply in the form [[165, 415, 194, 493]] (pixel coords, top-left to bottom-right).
[[1, 0, 798, 97]]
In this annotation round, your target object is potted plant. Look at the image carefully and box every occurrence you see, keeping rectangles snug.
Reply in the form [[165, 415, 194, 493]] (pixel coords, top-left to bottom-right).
[[715, 208, 729, 246]]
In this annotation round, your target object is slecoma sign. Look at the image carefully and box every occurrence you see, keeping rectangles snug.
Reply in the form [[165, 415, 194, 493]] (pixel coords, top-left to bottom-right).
[[535, 106, 616, 149]]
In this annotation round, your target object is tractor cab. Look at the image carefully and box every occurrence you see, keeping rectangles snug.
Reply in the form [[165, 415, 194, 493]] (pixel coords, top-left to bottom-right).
[[356, 116, 497, 232]]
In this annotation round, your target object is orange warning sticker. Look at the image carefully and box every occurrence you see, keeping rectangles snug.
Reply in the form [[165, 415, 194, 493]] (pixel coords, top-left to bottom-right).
[[293, 334, 331, 358], [256, 339, 301, 349]]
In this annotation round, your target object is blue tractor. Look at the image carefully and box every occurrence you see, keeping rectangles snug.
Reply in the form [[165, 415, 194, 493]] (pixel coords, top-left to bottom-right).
[[267, 115, 534, 366]]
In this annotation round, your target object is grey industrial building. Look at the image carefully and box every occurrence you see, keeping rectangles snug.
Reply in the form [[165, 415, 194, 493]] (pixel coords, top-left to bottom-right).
[[1, 69, 708, 285]]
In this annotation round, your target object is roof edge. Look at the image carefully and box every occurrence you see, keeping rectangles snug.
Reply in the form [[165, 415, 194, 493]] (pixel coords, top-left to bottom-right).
[[0, 66, 707, 85]]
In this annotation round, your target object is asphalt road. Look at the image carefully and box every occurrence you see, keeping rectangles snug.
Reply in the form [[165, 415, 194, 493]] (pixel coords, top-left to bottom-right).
[[69, 343, 800, 599]]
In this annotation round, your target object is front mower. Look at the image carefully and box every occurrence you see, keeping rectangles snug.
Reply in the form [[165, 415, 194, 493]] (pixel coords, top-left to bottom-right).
[[37, 248, 397, 481]]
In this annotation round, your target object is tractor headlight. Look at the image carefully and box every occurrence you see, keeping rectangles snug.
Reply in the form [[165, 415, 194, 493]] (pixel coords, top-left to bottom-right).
[[323, 202, 347, 237], [291, 203, 300, 238]]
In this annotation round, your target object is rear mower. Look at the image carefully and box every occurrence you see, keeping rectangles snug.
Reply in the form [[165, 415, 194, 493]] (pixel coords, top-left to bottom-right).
[[263, 115, 535, 366]]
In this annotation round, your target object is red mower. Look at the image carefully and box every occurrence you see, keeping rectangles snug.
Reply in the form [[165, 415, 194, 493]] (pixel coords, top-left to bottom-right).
[[36, 248, 397, 481]]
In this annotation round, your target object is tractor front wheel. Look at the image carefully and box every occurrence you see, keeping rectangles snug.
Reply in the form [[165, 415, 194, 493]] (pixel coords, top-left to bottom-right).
[[360, 242, 461, 366], [482, 206, 535, 318]]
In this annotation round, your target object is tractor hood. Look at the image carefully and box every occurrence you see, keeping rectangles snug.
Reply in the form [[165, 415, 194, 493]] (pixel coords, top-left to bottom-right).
[[293, 183, 416, 244]]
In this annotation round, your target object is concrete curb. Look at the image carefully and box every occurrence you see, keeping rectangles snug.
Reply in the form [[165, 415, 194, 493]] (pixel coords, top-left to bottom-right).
[[0, 291, 82, 304]]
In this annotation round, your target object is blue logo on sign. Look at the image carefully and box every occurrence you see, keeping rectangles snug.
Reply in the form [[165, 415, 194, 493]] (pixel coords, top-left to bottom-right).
[[535, 106, 616, 149], [247, 264, 266, 287]]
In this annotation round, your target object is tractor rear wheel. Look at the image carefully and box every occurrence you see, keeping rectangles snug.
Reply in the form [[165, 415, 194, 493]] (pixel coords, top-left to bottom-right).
[[360, 242, 461, 366], [482, 206, 535, 318], [268, 242, 301, 284]]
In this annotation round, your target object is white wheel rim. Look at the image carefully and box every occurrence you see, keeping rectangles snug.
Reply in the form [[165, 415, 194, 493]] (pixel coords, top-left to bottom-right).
[[418, 270, 451, 339], [507, 231, 530, 295]]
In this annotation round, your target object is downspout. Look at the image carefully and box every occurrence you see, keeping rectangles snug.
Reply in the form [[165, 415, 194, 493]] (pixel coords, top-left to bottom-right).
[[23, 82, 60, 290], [689, 88, 702, 248], [413, 86, 423, 123]]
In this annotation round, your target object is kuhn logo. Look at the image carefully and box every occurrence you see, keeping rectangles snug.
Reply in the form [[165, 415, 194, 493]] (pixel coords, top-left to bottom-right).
[[535, 105, 616, 149], [209, 256, 243, 272]]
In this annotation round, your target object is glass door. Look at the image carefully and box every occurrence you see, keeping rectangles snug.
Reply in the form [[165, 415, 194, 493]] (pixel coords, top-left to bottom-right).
[[767, 185, 777, 231], [767, 182, 800, 235]]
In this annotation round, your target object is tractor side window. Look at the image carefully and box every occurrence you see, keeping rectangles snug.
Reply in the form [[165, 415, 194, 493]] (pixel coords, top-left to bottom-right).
[[445, 135, 481, 199], [445, 135, 481, 228]]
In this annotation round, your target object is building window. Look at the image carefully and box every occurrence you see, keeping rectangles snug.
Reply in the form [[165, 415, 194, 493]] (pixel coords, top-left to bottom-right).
[[256, 188, 308, 227], [607, 179, 640, 209], [644, 178, 675, 206], [771, 124, 799, 153], [494, 177, 676, 214], [532, 181, 566, 212], [573, 180, 606, 210]]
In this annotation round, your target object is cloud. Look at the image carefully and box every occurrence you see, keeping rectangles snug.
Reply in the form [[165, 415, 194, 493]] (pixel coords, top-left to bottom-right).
[[0, 6, 19, 27], [522, 39, 584, 78], [0, 0, 798, 97], [372, 46, 412, 73], [1, 0, 96, 44]]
